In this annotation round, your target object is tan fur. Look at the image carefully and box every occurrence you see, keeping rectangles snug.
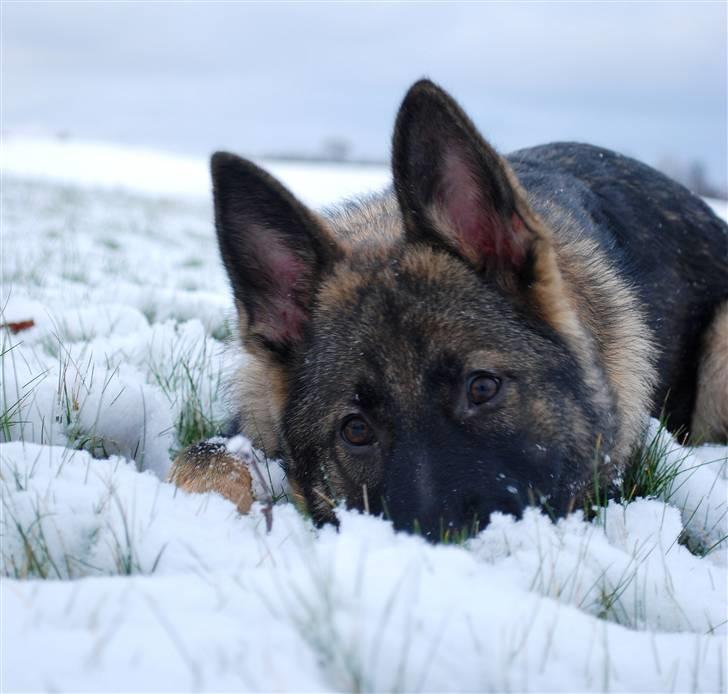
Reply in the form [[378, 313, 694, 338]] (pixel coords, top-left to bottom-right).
[[231, 197, 405, 460], [226, 296, 288, 457], [286, 477, 309, 511], [512, 167, 655, 468], [233, 350, 287, 456], [547, 203, 656, 464], [169, 442, 254, 513], [317, 264, 369, 308], [397, 244, 464, 287], [328, 194, 403, 252], [692, 302, 728, 443]]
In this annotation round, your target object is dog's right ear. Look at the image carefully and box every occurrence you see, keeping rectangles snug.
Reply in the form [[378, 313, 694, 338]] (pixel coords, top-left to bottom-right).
[[211, 152, 340, 360], [392, 80, 538, 279]]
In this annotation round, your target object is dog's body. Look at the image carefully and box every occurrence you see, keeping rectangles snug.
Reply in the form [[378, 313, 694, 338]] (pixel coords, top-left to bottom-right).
[[507, 142, 727, 435], [171, 81, 727, 538]]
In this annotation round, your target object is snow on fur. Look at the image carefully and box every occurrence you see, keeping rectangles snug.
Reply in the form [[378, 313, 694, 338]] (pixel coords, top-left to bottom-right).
[[1, 149, 726, 692]]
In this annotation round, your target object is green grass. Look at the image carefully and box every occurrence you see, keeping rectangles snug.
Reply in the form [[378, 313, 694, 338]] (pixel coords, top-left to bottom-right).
[[48, 340, 134, 461], [1, 288, 231, 464], [0, 352, 42, 443], [612, 420, 726, 559], [145, 333, 227, 456], [0, 314, 50, 444], [99, 237, 121, 251], [620, 420, 690, 504], [579, 420, 690, 528], [406, 516, 482, 545], [1, 473, 167, 579]]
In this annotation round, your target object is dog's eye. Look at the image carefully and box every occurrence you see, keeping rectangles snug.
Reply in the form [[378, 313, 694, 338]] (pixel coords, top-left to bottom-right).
[[341, 416, 375, 446], [468, 373, 501, 405]]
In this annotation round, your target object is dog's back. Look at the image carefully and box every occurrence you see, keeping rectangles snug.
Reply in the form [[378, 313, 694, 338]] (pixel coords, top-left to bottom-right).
[[508, 142, 728, 434]]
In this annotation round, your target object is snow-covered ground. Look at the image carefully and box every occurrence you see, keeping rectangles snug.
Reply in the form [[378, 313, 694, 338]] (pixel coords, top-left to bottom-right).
[[1, 139, 727, 692], [1, 135, 391, 207]]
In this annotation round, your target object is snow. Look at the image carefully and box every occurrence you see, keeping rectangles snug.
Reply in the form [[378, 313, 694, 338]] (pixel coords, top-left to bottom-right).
[[1, 135, 390, 208], [1, 140, 727, 692], [704, 197, 728, 222], [2, 442, 726, 692]]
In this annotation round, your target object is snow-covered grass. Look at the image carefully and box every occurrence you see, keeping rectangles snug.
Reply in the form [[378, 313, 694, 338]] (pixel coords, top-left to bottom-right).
[[1, 141, 727, 692]]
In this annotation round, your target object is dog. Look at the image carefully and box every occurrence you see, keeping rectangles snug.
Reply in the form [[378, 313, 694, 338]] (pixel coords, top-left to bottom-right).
[[170, 79, 728, 538]]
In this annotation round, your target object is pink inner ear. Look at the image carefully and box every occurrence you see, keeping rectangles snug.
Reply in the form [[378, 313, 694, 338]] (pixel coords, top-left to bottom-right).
[[439, 150, 527, 268], [250, 228, 311, 342]]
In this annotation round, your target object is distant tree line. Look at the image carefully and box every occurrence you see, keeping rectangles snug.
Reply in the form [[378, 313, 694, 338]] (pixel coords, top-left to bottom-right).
[[264, 137, 727, 201]]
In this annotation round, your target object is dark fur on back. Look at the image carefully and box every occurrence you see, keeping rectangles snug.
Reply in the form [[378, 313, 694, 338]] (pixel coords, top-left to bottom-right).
[[186, 80, 727, 538], [508, 143, 728, 432]]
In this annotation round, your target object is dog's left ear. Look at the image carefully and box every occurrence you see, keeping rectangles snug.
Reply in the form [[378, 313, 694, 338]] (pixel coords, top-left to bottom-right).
[[211, 152, 341, 360], [392, 80, 539, 276]]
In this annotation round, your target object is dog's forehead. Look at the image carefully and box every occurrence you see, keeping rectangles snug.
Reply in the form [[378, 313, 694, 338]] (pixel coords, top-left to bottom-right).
[[308, 247, 525, 393], [317, 249, 476, 337]]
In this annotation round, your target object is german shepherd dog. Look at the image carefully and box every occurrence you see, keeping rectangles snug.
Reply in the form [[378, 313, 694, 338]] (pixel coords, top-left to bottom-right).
[[171, 80, 728, 538]]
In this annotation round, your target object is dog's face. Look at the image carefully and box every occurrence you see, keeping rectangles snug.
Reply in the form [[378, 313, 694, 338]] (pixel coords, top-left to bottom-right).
[[212, 80, 614, 537]]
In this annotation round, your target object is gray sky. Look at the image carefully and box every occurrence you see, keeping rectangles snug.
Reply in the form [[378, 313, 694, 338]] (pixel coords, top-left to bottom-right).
[[3, 2, 726, 188]]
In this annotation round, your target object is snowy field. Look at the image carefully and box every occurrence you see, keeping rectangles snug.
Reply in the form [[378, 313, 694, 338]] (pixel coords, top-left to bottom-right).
[[1, 138, 727, 692]]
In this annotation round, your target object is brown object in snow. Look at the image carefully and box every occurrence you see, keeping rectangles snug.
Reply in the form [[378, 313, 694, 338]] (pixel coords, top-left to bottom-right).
[[169, 440, 254, 514], [1, 319, 36, 334]]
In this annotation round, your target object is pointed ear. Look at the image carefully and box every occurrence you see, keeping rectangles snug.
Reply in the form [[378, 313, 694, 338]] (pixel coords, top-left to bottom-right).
[[211, 152, 340, 358], [392, 80, 538, 276]]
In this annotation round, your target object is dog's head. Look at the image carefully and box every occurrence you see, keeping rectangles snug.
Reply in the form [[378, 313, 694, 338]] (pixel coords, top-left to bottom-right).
[[212, 80, 617, 538]]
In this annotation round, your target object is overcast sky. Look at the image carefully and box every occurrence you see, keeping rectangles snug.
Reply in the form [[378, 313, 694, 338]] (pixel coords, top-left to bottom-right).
[[3, 2, 726, 188]]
